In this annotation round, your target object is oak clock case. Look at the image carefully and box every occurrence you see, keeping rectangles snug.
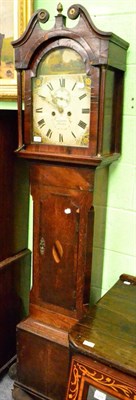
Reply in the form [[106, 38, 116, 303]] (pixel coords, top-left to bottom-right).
[[12, 4, 129, 400]]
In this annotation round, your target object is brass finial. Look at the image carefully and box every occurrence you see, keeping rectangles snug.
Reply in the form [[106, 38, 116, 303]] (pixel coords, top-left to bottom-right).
[[57, 3, 63, 14]]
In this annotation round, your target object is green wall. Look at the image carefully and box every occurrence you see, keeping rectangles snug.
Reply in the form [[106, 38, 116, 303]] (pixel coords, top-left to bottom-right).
[[1, 0, 135, 304], [33, 0, 136, 302]]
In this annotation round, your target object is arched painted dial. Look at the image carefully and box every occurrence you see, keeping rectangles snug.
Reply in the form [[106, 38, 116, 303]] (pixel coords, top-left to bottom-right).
[[32, 73, 91, 147]]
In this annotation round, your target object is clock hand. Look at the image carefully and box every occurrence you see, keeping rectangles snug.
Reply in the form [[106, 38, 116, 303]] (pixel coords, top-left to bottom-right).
[[38, 94, 52, 106], [38, 94, 64, 113]]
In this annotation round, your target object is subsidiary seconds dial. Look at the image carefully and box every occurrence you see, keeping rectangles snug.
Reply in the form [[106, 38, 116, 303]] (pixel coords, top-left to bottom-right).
[[32, 73, 91, 147]]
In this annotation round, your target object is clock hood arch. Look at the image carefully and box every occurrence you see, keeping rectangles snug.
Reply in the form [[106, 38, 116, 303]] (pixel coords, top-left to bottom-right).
[[30, 40, 93, 78], [12, 3, 128, 71]]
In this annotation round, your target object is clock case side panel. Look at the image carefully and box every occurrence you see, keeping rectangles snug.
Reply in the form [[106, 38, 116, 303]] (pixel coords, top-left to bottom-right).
[[99, 67, 125, 158]]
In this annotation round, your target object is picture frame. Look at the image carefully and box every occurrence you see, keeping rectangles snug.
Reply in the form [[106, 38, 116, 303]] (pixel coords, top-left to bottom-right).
[[0, 0, 33, 99]]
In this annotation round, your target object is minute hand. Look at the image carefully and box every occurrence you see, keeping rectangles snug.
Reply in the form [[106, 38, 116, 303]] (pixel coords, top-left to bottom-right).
[[38, 94, 63, 113]]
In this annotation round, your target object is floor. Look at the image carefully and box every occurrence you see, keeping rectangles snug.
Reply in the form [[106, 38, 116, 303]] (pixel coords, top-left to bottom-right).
[[0, 373, 13, 400], [0, 371, 34, 400]]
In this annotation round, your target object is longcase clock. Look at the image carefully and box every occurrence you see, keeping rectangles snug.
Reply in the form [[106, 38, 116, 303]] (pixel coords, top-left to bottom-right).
[[12, 3, 128, 400]]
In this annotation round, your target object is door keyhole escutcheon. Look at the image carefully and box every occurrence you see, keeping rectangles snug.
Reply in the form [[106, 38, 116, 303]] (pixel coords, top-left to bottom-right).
[[39, 237, 45, 255]]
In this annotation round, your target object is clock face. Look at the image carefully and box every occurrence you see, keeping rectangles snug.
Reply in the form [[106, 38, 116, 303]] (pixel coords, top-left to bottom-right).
[[32, 48, 91, 148]]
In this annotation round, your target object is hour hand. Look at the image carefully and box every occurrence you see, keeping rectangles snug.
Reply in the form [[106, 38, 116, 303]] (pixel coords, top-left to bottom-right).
[[38, 94, 54, 107], [38, 94, 45, 99], [38, 94, 49, 101]]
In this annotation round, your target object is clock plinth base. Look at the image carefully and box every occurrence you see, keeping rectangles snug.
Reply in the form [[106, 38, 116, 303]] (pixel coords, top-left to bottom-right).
[[13, 316, 73, 400]]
